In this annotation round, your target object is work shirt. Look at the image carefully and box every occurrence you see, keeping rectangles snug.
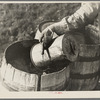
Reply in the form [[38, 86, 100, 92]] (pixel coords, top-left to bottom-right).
[[67, 3, 100, 31]]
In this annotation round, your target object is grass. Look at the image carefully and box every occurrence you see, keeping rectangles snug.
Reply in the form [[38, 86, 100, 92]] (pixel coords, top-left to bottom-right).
[[0, 3, 81, 66]]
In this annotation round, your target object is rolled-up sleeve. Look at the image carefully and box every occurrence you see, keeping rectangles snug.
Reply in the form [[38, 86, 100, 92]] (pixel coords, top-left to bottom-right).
[[67, 3, 100, 30]]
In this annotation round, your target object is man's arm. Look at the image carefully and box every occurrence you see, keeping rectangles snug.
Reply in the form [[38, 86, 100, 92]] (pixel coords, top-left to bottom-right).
[[66, 3, 100, 31], [40, 3, 100, 49]]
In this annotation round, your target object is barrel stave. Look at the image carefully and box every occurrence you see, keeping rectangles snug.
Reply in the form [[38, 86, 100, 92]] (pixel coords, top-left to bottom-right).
[[69, 44, 100, 90]]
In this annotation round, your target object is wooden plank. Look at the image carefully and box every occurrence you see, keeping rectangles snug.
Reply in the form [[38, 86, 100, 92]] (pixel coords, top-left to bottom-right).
[[41, 67, 67, 91], [13, 68, 21, 83], [0, 59, 7, 79], [4, 64, 12, 82]]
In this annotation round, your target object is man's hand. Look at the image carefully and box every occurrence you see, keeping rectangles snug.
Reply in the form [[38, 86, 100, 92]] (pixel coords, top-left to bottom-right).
[[40, 26, 55, 55], [39, 25, 54, 44], [39, 18, 69, 50]]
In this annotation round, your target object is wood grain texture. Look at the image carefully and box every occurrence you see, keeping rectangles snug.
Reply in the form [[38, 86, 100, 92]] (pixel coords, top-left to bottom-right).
[[0, 40, 39, 91], [41, 66, 70, 91], [68, 44, 100, 90], [0, 40, 70, 91], [1, 57, 38, 91]]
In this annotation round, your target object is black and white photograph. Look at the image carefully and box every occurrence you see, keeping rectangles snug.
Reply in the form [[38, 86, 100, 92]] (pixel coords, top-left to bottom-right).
[[0, 1, 100, 96]]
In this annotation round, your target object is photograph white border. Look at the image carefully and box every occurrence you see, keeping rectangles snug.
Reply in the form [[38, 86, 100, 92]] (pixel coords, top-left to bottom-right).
[[0, 0, 100, 99]]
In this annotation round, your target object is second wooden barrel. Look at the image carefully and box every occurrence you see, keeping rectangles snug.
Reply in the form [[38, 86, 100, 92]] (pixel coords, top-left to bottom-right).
[[68, 44, 100, 90]]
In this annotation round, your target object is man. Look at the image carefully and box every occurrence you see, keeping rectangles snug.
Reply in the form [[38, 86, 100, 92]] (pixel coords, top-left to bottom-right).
[[39, 3, 100, 51]]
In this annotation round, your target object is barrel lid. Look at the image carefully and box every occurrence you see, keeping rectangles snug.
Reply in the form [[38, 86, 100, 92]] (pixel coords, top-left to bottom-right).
[[31, 21, 56, 72]]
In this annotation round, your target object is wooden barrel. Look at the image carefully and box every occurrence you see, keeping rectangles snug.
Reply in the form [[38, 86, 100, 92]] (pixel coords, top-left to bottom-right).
[[61, 26, 100, 90], [0, 40, 40, 91], [0, 40, 70, 91], [67, 44, 100, 90]]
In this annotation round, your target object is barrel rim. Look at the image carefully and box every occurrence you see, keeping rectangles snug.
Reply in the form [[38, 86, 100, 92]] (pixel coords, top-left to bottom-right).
[[4, 39, 39, 59], [1, 58, 38, 75], [4, 39, 39, 57], [3, 39, 40, 74], [41, 66, 67, 76]]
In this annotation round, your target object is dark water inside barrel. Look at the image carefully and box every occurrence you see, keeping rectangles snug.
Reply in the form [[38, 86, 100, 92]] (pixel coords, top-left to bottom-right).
[[9, 56, 69, 75]]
